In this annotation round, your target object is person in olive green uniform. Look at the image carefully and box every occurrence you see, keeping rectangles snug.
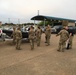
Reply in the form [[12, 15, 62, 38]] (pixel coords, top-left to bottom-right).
[[36, 26, 42, 46], [15, 27, 22, 50], [29, 26, 35, 50], [56, 27, 69, 52], [45, 25, 51, 46], [11, 27, 16, 44]]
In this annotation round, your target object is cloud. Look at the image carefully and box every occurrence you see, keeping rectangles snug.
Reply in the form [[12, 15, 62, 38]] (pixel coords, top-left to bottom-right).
[[0, 0, 76, 23]]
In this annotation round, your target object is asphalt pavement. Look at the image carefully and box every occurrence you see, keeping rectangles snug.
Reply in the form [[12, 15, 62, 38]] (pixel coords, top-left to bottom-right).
[[0, 34, 76, 75]]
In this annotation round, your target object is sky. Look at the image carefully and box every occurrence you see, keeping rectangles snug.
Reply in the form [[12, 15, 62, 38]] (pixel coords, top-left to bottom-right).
[[0, 0, 76, 24]]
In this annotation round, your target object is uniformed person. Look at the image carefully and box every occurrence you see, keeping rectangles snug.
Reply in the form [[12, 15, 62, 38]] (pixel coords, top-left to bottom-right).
[[29, 26, 35, 50], [15, 27, 22, 50], [45, 25, 51, 46], [11, 27, 16, 44], [36, 26, 42, 46], [56, 27, 69, 52]]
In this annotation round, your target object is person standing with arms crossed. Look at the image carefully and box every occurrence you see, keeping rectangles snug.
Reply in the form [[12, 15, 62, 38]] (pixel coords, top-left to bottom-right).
[[45, 25, 51, 46]]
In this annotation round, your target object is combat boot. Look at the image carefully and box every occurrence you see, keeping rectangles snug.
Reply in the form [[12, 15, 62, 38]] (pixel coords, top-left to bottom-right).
[[57, 49, 60, 52], [18, 47, 22, 50]]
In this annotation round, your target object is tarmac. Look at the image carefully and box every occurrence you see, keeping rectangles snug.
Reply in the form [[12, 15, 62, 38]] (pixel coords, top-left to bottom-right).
[[0, 34, 76, 75]]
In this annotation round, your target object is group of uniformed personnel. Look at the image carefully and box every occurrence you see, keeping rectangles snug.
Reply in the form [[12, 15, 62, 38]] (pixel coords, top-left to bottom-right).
[[11, 25, 51, 50], [28, 25, 51, 50], [11, 22, 74, 52]]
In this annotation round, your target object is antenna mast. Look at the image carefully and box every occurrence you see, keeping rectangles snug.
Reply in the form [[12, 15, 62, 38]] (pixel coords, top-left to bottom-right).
[[38, 10, 39, 15]]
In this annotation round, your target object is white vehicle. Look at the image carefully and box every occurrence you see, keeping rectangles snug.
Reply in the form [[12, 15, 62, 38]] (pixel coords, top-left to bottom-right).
[[0, 28, 6, 41], [0, 29, 2, 37]]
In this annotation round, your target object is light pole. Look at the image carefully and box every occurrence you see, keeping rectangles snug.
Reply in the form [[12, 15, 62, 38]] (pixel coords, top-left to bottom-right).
[[8, 18, 10, 24], [44, 18, 46, 27], [18, 19, 20, 24]]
